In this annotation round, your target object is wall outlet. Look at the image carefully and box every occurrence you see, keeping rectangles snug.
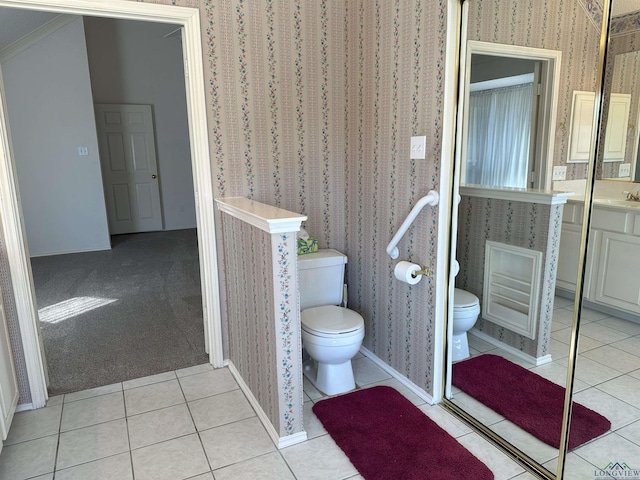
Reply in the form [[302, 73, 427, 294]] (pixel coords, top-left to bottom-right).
[[77, 147, 89, 156], [619, 163, 631, 177], [552, 166, 567, 181], [410, 136, 427, 160]]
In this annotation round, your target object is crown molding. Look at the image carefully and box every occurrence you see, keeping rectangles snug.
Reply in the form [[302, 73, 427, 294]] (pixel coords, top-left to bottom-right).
[[0, 14, 76, 64]]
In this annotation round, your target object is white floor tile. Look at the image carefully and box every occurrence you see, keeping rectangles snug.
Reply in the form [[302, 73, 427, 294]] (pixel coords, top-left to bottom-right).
[[490, 420, 559, 465], [449, 391, 504, 426], [351, 357, 391, 386], [188, 389, 254, 431], [175, 363, 213, 378], [64, 383, 122, 403], [127, 403, 195, 449], [178, 368, 239, 401], [456, 432, 525, 480], [61, 391, 125, 432], [0, 434, 57, 479], [54, 452, 133, 480], [559, 356, 622, 386], [281, 435, 358, 480], [580, 322, 631, 344], [573, 388, 640, 431], [303, 401, 327, 440], [573, 432, 640, 472], [124, 379, 185, 416], [616, 419, 640, 446], [4, 404, 62, 446], [417, 404, 473, 438], [597, 375, 640, 409], [611, 335, 640, 356], [122, 371, 177, 390], [596, 316, 640, 336], [213, 451, 295, 480], [542, 452, 599, 479], [200, 417, 275, 470], [56, 418, 129, 470], [131, 433, 210, 480]]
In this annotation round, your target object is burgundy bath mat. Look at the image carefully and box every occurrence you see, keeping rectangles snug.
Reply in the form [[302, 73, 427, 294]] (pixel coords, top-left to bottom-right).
[[312, 386, 493, 480], [453, 354, 610, 450]]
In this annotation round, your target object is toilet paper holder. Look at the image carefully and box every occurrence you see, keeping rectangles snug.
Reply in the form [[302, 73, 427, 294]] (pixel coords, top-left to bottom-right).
[[411, 266, 431, 278]]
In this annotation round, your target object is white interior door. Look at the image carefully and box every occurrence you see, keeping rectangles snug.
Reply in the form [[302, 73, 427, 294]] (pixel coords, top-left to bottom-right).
[[95, 104, 163, 234], [0, 288, 19, 448]]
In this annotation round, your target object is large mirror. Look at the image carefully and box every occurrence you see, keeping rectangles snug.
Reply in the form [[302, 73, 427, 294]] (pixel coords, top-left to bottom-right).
[[568, 1, 640, 476], [446, 0, 611, 478], [598, 6, 640, 182]]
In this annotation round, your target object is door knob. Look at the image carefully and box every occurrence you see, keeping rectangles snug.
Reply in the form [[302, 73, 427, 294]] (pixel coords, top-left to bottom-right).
[[152, 174, 157, 179]]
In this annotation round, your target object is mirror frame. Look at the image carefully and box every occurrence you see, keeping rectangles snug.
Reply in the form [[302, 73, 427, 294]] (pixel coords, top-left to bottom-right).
[[460, 41, 562, 190]]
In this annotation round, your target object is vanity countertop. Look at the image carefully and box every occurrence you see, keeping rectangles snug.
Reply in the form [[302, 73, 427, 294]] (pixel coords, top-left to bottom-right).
[[567, 196, 640, 210]]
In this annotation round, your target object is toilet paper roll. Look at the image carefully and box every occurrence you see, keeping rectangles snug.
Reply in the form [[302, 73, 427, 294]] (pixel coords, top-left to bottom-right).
[[394, 261, 422, 285]]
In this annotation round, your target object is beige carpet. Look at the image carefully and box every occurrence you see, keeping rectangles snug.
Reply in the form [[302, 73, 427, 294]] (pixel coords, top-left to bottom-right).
[[31, 229, 208, 395]]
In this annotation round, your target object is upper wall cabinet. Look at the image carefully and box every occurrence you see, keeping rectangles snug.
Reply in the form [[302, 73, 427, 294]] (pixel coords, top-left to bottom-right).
[[603, 93, 631, 162]]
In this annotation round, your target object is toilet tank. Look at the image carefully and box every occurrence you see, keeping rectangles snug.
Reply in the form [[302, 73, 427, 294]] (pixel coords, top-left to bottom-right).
[[297, 249, 347, 309]]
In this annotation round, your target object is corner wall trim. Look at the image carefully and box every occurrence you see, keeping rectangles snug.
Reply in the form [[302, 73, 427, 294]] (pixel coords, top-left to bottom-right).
[[469, 329, 552, 366], [359, 347, 435, 405], [227, 361, 308, 449]]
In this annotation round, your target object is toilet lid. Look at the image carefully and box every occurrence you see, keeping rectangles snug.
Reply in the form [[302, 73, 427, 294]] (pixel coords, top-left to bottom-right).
[[454, 288, 479, 309], [301, 305, 364, 335]]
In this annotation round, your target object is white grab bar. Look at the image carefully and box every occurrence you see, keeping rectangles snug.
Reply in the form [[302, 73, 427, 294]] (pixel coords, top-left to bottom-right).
[[386, 190, 439, 259]]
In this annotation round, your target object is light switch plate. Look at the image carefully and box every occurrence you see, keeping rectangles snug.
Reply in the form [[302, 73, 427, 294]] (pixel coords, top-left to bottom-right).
[[552, 166, 567, 181], [78, 147, 89, 156], [619, 163, 631, 177], [410, 136, 427, 160]]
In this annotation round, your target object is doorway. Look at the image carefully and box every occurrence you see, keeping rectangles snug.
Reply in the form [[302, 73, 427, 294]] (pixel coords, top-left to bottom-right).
[[0, 0, 222, 409]]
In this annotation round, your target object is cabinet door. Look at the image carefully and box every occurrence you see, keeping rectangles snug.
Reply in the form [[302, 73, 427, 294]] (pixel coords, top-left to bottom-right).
[[603, 93, 632, 162], [557, 224, 583, 292], [0, 294, 18, 441], [595, 232, 640, 313]]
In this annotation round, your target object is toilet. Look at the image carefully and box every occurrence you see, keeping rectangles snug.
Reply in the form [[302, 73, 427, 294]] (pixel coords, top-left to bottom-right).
[[452, 288, 481, 361], [298, 249, 365, 395]]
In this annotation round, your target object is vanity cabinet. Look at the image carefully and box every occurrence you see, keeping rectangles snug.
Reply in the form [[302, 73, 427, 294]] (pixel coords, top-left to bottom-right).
[[558, 201, 640, 316]]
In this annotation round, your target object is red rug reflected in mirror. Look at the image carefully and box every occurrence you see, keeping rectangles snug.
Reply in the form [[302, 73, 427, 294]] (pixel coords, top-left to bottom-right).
[[312, 386, 494, 480], [452, 354, 611, 450]]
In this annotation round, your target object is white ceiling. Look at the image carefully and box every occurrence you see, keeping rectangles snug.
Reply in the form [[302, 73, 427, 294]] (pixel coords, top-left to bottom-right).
[[0, 7, 59, 52]]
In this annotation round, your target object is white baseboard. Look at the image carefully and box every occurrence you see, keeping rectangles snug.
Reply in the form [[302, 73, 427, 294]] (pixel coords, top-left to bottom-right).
[[29, 244, 112, 258], [227, 361, 307, 449], [15, 403, 34, 413], [359, 347, 435, 405], [469, 329, 552, 366]]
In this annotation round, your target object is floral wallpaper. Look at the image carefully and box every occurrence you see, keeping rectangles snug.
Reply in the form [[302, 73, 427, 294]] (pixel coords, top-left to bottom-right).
[[219, 214, 303, 439], [344, 0, 446, 394]]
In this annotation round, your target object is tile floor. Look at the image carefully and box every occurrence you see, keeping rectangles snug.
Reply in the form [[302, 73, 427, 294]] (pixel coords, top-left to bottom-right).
[[452, 296, 640, 479], [0, 354, 537, 480]]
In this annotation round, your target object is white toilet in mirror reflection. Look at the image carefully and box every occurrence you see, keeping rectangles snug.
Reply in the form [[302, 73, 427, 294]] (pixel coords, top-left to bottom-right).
[[452, 288, 481, 361], [298, 249, 365, 395]]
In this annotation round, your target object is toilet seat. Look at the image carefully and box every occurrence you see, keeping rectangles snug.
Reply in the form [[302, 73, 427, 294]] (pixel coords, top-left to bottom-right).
[[301, 305, 364, 337], [453, 288, 479, 311]]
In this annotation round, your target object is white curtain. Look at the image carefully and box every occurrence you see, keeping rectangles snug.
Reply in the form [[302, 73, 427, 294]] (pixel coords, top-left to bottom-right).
[[465, 82, 533, 188]]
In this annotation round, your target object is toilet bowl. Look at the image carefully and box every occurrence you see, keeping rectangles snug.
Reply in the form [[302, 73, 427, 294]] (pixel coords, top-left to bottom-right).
[[452, 288, 480, 361], [301, 305, 365, 395]]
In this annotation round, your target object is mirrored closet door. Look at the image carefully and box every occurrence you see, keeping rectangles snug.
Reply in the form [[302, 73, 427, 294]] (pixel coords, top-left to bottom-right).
[[444, 0, 614, 478]]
